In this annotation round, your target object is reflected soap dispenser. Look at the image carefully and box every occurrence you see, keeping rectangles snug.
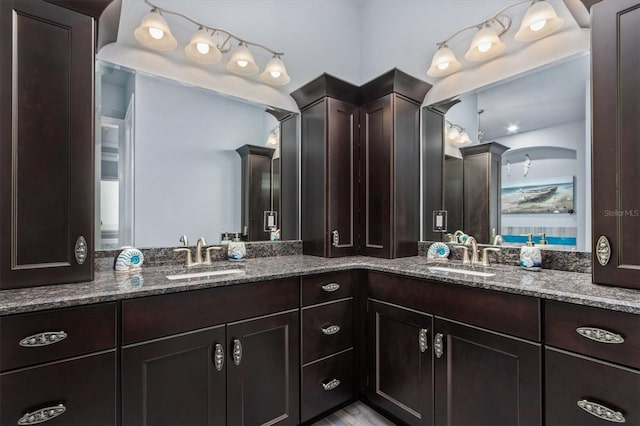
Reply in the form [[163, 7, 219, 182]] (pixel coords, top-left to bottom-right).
[[520, 234, 542, 271], [227, 233, 246, 261]]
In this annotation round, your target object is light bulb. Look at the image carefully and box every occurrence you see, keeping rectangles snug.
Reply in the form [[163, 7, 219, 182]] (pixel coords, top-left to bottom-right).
[[237, 60, 248, 68], [148, 27, 164, 40], [437, 61, 450, 70], [529, 19, 547, 32], [196, 42, 210, 54], [478, 42, 492, 53], [270, 70, 281, 78], [448, 127, 460, 141]]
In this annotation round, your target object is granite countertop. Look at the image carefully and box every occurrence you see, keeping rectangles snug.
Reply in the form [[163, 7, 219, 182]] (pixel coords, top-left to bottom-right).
[[1, 255, 639, 315]]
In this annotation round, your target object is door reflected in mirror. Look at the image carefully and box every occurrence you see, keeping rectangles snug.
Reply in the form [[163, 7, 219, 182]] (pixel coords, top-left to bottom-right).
[[95, 61, 297, 250], [442, 54, 590, 251]]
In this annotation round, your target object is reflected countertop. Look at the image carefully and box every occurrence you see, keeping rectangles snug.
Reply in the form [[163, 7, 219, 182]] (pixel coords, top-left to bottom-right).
[[1, 255, 639, 315]]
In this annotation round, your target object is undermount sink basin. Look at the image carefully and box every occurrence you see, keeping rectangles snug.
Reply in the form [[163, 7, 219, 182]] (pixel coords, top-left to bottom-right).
[[166, 268, 245, 281], [428, 266, 496, 278]]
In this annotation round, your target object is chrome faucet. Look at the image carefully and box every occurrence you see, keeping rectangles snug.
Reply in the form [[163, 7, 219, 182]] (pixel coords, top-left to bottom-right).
[[464, 236, 480, 265]]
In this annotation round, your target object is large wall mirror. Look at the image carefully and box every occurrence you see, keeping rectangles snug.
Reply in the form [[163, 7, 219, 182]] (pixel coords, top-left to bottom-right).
[[436, 53, 590, 252], [95, 61, 298, 250]]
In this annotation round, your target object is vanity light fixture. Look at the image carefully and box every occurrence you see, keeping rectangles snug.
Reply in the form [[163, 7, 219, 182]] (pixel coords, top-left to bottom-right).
[[427, 0, 564, 78], [446, 121, 472, 146], [266, 126, 280, 146], [134, 0, 291, 86]]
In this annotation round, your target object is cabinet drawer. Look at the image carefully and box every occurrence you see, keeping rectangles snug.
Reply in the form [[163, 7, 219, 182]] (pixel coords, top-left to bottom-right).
[[302, 299, 353, 364], [301, 271, 354, 306], [122, 278, 298, 344], [0, 303, 117, 371], [302, 349, 354, 423], [0, 350, 116, 426], [545, 301, 640, 369], [546, 347, 640, 426]]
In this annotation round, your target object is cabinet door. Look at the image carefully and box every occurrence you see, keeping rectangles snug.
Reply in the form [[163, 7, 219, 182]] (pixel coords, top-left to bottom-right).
[[434, 318, 542, 426], [327, 98, 359, 257], [0, 0, 94, 289], [592, 0, 640, 289], [360, 95, 393, 258], [122, 325, 226, 426], [1, 351, 116, 426], [367, 300, 433, 426], [227, 309, 300, 425], [545, 347, 640, 426]]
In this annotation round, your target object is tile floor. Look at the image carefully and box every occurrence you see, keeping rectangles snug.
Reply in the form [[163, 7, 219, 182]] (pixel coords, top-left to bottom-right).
[[312, 402, 395, 426]]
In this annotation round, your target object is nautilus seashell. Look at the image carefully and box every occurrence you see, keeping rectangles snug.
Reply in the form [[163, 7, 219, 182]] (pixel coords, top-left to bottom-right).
[[115, 248, 144, 273]]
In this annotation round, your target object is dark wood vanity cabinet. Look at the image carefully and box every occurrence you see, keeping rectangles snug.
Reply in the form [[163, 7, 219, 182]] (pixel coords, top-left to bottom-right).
[[121, 278, 300, 426], [591, 0, 640, 290], [295, 75, 360, 257], [0, 303, 117, 426], [0, 0, 96, 289], [365, 272, 542, 426]]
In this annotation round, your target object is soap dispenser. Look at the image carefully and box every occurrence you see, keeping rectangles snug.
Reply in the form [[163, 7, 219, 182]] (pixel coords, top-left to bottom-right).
[[227, 233, 246, 261], [519, 234, 542, 271]]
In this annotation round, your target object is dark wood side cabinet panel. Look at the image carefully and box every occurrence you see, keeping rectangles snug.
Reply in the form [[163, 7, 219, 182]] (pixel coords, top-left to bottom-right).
[[367, 272, 541, 341], [279, 114, 298, 241], [366, 300, 433, 426], [545, 301, 640, 369], [546, 347, 640, 426], [1, 350, 116, 426], [122, 325, 226, 426], [0, 303, 116, 371], [591, 0, 640, 289], [434, 318, 542, 426], [122, 278, 299, 344], [423, 108, 446, 242], [227, 310, 300, 426], [0, 0, 94, 289]]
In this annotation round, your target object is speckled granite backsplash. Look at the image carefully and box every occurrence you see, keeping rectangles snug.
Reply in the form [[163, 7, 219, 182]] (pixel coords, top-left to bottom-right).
[[95, 240, 302, 271], [419, 241, 591, 273]]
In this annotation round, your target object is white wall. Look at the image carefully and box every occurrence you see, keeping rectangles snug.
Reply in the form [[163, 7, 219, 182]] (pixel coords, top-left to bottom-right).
[[497, 120, 588, 250], [134, 74, 271, 247]]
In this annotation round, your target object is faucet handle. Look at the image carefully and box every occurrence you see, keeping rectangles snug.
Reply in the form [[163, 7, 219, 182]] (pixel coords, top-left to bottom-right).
[[179, 235, 189, 246], [481, 247, 501, 267], [204, 246, 223, 264], [174, 247, 194, 267], [454, 245, 471, 265]]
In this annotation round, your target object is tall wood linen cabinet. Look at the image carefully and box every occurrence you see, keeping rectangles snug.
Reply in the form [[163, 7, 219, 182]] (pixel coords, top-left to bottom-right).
[[292, 69, 431, 259]]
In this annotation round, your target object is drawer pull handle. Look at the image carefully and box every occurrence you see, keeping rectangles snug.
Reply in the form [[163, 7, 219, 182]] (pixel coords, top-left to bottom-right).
[[18, 404, 66, 425], [419, 328, 428, 352], [576, 327, 624, 344], [322, 378, 341, 391], [232, 339, 242, 366], [577, 399, 625, 423], [434, 333, 444, 358], [214, 343, 224, 371], [321, 325, 341, 335], [321, 283, 340, 292], [19, 331, 67, 348]]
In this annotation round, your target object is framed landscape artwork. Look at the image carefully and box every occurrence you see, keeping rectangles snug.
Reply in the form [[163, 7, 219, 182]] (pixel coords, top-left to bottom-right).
[[501, 176, 575, 214]]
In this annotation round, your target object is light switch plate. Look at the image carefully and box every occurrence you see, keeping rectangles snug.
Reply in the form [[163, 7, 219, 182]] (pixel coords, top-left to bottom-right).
[[433, 210, 447, 232]]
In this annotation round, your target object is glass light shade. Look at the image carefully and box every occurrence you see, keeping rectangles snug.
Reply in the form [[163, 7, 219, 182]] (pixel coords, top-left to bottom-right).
[[447, 126, 460, 141], [134, 10, 177, 51], [515, 1, 564, 42], [226, 43, 259, 75], [465, 26, 505, 62], [261, 56, 291, 85], [457, 132, 472, 145], [427, 46, 461, 77], [266, 131, 279, 145], [185, 29, 222, 64]]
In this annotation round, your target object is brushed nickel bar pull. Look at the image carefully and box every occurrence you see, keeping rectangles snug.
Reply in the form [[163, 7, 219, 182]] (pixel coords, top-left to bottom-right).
[[321, 325, 341, 335], [232, 339, 242, 366], [18, 404, 66, 425], [434, 333, 444, 358], [322, 378, 341, 391], [321, 283, 340, 292], [419, 328, 428, 352], [576, 327, 624, 344], [214, 343, 224, 371], [19, 331, 67, 348], [577, 399, 625, 423]]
